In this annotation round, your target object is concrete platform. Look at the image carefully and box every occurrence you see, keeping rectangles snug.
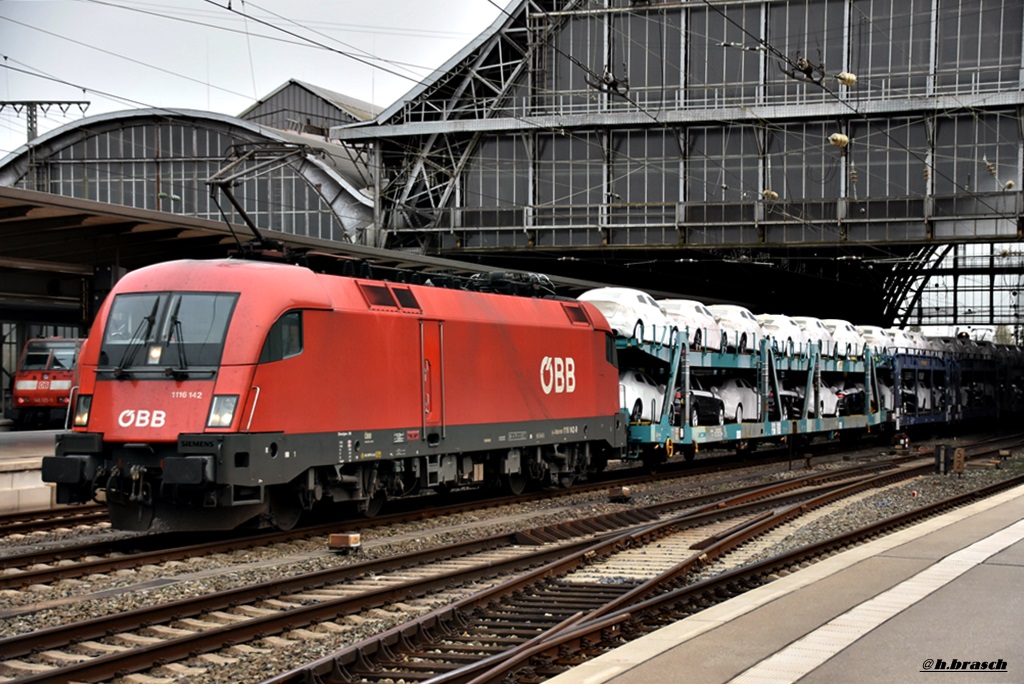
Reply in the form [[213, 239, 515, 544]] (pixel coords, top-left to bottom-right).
[[0, 429, 60, 514], [550, 484, 1024, 684]]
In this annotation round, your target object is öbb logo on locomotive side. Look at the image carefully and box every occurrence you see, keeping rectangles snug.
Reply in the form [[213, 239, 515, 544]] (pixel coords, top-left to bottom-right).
[[540, 356, 576, 394], [118, 409, 167, 428]]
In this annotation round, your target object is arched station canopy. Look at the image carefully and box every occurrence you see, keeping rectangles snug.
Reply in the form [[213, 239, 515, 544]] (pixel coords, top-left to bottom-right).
[[0, 185, 601, 325]]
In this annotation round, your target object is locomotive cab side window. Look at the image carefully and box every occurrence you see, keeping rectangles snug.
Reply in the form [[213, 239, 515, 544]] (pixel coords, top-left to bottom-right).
[[259, 311, 303, 363]]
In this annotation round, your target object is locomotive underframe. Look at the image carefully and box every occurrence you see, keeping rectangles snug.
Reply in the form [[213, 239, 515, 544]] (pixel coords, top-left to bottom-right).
[[44, 414, 626, 531]]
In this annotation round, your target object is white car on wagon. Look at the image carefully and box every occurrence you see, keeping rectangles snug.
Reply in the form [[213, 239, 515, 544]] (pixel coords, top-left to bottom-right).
[[706, 304, 762, 353], [711, 377, 761, 422], [886, 328, 919, 353], [821, 319, 867, 358], [856, 325, 895, 354], [755, 313, 811, 357], [578, 287, 672, 343], [790, 316, 838, 358], [659, 298, 724, 351], [619, 370, 665, 422]]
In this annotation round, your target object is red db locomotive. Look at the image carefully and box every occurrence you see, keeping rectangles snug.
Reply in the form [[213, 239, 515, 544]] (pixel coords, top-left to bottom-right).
[[11, 338, 84, 428]]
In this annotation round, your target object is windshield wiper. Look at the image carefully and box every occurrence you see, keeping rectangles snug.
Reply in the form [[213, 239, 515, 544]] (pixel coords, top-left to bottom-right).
[[114, 298, 159, 379], [164, 296, 190, 380]]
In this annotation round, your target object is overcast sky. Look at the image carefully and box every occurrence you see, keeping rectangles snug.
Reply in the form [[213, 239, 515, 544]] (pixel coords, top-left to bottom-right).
[[0, 0, 507, 156]]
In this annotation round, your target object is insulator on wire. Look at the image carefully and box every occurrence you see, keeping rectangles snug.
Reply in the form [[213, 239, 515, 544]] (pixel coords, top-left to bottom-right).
[[828, 133, 849, 148], [836, 72, 858, 87], [761, 189, 779, 200]]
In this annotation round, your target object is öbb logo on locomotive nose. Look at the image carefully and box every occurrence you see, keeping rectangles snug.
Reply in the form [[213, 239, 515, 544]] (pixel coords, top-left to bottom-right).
[[118, 409, 167, 428], [540, 356, 576, 394]]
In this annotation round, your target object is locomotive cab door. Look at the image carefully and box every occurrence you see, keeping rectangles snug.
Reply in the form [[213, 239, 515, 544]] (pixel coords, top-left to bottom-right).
[[420, 320, 445, 445]]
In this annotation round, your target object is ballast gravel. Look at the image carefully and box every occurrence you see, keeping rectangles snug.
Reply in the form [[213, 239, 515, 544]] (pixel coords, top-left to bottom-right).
[[0, 438, 1019, 684]]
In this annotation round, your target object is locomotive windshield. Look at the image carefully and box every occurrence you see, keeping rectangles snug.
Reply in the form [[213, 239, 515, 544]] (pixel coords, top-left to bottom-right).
[[99, 292, 238, 373], [21, 340, 80, 371]]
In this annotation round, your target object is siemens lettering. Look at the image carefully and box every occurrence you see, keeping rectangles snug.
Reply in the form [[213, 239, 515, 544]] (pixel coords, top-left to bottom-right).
[[540, 356, 576, 394]]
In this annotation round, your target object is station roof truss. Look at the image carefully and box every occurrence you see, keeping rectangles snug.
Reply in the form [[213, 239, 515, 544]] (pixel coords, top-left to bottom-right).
[[327, 0, 1024, 326], [0, 185, 604, 323]]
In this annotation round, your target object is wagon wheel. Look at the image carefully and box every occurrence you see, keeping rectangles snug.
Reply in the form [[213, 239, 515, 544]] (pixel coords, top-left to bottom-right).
[[641, 448, 665, 473]]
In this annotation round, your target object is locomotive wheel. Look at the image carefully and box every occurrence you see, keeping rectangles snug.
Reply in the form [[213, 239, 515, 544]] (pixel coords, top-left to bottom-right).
[[506, 472, 527, 496], [363, 491, 386, 518], [268, 489, 303, 531]]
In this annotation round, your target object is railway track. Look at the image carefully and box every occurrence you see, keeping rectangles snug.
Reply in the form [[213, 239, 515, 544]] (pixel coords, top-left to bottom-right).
[[0, 426, 932, 543], [0, 446, 901, 592], [264, 470, 1024, 684], [0, 437, 1018, 683], [0, 456, 952, 684], [0, 505, 108, 537]]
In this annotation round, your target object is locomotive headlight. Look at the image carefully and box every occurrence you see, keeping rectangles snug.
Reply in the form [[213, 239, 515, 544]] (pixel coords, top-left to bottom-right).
[[147, 345, 163, 365], [73, 395, 92, 427], [207, 395, 238, 428]]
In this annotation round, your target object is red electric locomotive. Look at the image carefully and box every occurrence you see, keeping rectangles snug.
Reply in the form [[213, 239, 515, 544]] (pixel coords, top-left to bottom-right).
[[42, 260, 627, 532], [11, 338, 84, 428]]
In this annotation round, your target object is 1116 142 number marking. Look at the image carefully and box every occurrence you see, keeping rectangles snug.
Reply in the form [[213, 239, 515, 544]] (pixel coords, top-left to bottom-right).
[[171, 391, 204, 399]]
